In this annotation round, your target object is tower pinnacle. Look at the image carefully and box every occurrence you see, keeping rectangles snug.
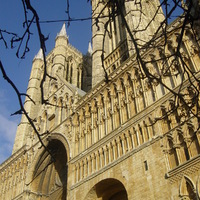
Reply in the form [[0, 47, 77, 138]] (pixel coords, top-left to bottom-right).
[[55, 23, 69, 47], [33, 48, 43, 61], [57, 23, 68, 39]]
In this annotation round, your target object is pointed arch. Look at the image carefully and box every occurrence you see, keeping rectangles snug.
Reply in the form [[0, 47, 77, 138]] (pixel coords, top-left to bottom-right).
[[26, 134, 70, 200], [179, 176, 197, 200]]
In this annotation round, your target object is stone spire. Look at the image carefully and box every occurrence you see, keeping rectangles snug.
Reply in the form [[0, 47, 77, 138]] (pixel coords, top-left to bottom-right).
[[88, 42, 93, 55], [33, 48, 43, 61], [57, 23, 68, 39], [55, 23, 69, 47]]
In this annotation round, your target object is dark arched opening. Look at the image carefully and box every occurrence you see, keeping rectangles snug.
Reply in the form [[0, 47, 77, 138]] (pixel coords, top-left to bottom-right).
[[85, 178, 128, 200], [31, 140, 68, 200]]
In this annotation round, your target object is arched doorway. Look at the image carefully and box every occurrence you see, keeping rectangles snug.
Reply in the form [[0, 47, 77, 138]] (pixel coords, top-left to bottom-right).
[[30, 139, 68, 200], [85, 178, 128, 200]]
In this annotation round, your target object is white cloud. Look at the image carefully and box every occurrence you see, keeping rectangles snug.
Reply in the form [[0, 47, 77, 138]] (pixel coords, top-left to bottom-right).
[[0, 89, 20, 164], [0, 114, 18, 143], [0, 113, 19, 164]]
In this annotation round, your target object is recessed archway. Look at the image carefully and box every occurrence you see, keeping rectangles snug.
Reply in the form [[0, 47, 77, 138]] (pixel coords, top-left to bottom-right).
[[179, 176, 197, 200], [30, 139, 68, 200], [85, 178, 128, 200]]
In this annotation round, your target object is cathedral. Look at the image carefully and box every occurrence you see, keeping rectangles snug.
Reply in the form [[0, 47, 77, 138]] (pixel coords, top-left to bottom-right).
[[0, 0, 200, 199]]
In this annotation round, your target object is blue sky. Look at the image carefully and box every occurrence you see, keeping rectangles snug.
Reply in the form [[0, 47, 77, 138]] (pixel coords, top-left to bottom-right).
[[0, 0, 92, 163]]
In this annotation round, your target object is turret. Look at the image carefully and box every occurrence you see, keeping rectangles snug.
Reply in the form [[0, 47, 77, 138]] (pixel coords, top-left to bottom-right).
[[12, 49, 43, 153], [91, 0, 107, 87], [53, 23, 69, 76]]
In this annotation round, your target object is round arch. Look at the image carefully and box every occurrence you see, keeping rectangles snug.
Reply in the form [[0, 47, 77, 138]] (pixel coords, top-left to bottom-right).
[[26, 134, 70, 200], [84, 178, 128, 200]]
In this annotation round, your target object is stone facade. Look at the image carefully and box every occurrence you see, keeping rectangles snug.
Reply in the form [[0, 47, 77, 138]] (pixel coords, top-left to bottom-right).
[[1, 1, 200, 200]]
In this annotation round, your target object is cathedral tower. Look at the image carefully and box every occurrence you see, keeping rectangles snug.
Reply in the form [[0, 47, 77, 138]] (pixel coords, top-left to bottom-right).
[[91, 0, 164, 87], [12, 24, 91, 153], [1, 1, 200, 200]]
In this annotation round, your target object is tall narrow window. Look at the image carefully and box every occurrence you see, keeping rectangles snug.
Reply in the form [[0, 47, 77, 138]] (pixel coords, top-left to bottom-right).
[[77, 68, 80, 87], [66, 62, 69, 81], [70, 64, 73, 83], [144, 160, 148, 171], [168, 139, 179, 169]]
